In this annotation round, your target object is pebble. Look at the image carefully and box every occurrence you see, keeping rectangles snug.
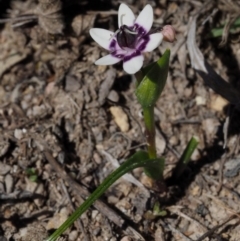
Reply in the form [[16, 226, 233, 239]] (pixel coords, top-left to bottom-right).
[[195, 95, 206, 106], [0, 163, 11, 175], [120, 237, 132, 241], [156, 135, 166, 154], [140, 174, 154, 189], [210, 94, 228, 112], [46, 207, 69, 230], [115, 198, 132, 213], [0, 141, 10, 157], [169, 135, 178, 146], [92, 227, 101, 236], [0, 182, 4, 193], [91, 210, 99, 219], [109, 106, 129, 132], [25, 179, 45, 206], [14, 129, 24, 140], [107, 195, 119, 205], [69, 230, 78, 241], [5, 174, 13, 193], [107, 90, 119, 102], [154, 226, 165, 241], [65, 75, 81, 92], [15, 223, 48, 241], [110, 238, 117, 241], [117, 182, 131, 196]]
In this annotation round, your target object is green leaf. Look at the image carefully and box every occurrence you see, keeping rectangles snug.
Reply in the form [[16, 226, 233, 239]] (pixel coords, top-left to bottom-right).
[[135, 49, 170, 108], [144, 201, 167, 220], [210, 17, 240, 38], [46, 151, 163, 241], [144, 157, 165, 180], [25, 168, 36, 175], [25, 168, 38, 182], [29, 175, 38, 182], [173, 136, 198, 179], [153, 201, 167, 217]]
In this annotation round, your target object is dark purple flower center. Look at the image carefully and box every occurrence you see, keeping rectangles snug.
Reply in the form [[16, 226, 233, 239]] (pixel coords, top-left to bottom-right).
[[116, 25, 138, 48], [109, 24, 151, 62]]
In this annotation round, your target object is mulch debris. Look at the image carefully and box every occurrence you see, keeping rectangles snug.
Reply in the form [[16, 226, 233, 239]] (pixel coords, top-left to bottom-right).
[[0, 0, 240, 240]]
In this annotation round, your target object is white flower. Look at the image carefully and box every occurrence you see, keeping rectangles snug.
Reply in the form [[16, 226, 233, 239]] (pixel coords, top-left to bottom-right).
[[89, 4, 163, 74]]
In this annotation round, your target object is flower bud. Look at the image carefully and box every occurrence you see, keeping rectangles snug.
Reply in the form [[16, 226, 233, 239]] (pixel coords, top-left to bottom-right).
[[162, 25, 176, 43]]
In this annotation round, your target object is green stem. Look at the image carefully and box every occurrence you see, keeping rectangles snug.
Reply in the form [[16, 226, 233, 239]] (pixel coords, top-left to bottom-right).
[[143, 106, 157, 159]]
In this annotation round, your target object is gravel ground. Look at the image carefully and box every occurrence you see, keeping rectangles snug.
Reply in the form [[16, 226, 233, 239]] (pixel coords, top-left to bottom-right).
[[0, 0, 240, 240]]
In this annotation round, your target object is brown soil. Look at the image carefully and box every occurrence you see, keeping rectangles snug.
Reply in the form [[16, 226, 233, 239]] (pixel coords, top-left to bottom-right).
[[0, 0, 240, 240]]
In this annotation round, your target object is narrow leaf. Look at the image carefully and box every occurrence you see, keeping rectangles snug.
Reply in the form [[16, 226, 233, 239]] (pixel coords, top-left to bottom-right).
[[135, 49, 170, 108], [173, 137, 198, 179], [46, 151, 162, 241]]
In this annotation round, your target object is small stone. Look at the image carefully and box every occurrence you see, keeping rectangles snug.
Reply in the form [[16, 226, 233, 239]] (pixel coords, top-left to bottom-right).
[[45, 82, 55, 96], [210, 94, 228, 111], [156, 136, 166, 154], [191, 148, 200, 161], [117, 182, 131, 196], [93, 152, 102, 164], [0, 140, 10, 157], [65, 75, 81, 92], [109, 106, 129, 132], [195, 96, 206, 106], [0, 182, 4, 193], [110, 237, 117, 241], [92, 227, 101, 236], [134, 214, 142, 223], [120, 237, 132, 241], [91, 210, 99, 219], [191, 185, 201, 196], [108, 195, 119, 205], [46, 207, 70, 230], [97, 65, 107, 73], [169, 135, 178, 146], [202, 118, 219, 137], [14, 129, 24, 140], [0, 163, 11, 175], [32, 105, 45, 117], [5, 174, 13, 194], [25, 179, 46, 206], [140, 174, 154, 189], [15, 223, 48, 241], [184, 87, 192, 98], [154, 226, 165, 241], [69, 230, 79, 241], [107, 90, 119, 102], [115, 198, 132, 213]]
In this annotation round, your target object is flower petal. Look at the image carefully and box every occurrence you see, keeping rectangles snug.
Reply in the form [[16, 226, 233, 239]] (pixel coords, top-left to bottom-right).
[[90, 28, 114, 50], [135, 4, 153, 33], [118, 3, 135, 28], [95, 54, 121, 65], [123, 55, 144, 74], [142, 33, 163, 52]]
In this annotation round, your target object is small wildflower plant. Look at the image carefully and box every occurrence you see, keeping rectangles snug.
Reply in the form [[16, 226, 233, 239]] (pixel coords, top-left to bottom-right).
[[46, 4, 198, 241]]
